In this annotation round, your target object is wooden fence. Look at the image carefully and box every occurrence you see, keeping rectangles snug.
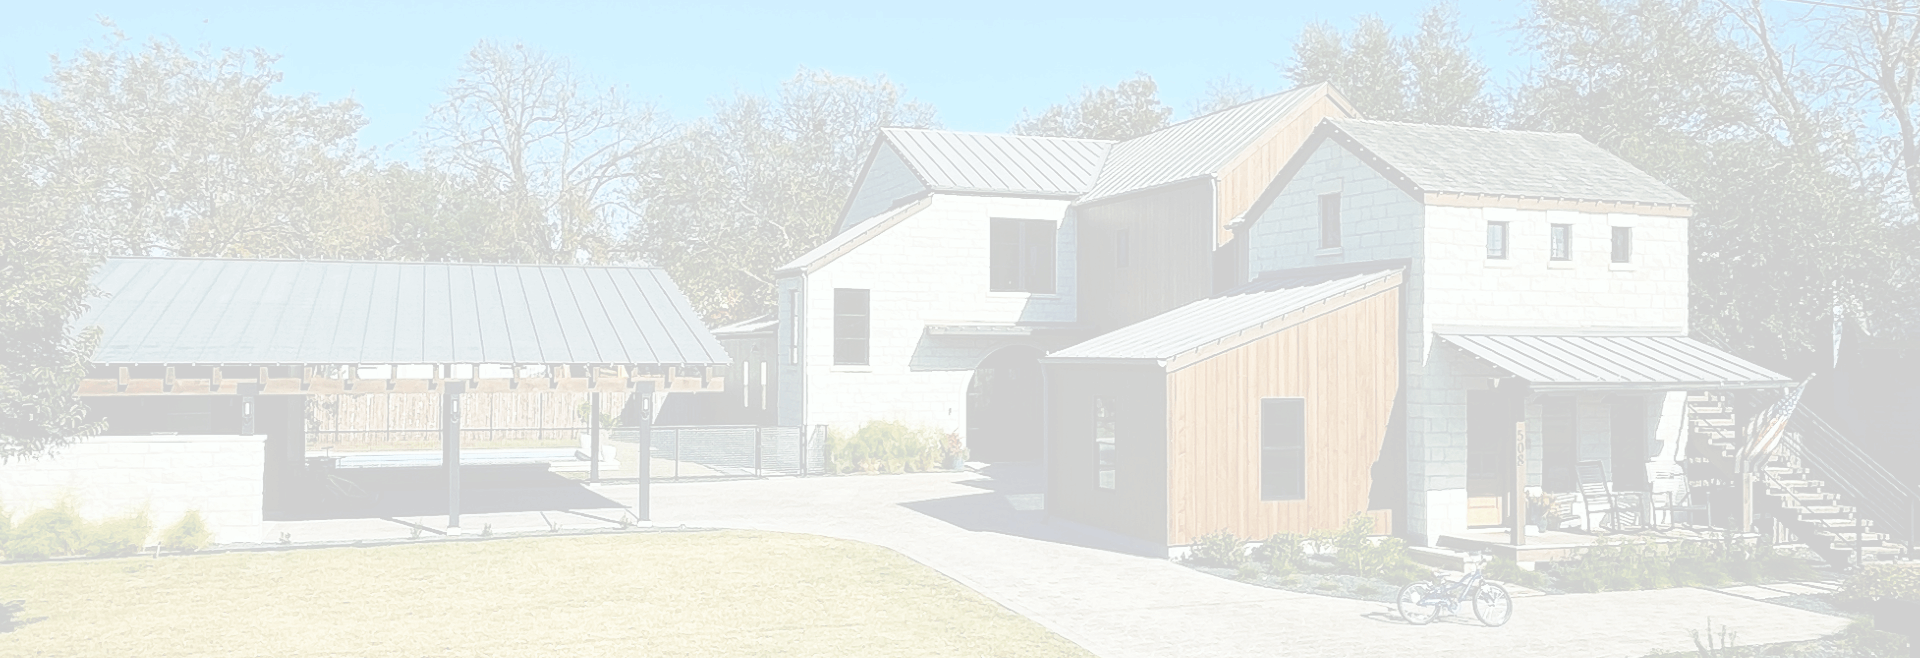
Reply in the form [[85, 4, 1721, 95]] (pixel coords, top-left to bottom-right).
[[306, 391, 637, 451]]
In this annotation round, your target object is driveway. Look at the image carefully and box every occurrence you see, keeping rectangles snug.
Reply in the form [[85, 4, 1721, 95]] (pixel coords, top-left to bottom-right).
[[608, 465, 1851, 658]]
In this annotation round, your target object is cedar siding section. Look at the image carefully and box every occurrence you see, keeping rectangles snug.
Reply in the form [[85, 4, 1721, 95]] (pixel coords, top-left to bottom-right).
[[1076, 179, 1215, 333], [1166, 283, 1399, 544], [1213, 92, 1356, 245]]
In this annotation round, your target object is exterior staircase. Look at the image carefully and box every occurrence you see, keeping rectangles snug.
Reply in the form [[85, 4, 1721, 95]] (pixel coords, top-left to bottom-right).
[[1685, 392, 1912, 567]]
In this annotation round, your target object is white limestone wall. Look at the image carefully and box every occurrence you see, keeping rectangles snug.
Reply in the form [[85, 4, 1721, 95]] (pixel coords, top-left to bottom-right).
[[0, 435, 265, 545], [785, 193, 1076, 439], [1243, 137, 1694, 544]]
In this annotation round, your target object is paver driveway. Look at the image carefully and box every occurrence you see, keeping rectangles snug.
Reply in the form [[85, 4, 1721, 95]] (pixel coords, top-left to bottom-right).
[[608, 466, 1851, 658]]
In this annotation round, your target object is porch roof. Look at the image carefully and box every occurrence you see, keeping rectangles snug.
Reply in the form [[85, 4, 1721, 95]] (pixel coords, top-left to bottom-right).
[[1437, 333, 1792, 391]]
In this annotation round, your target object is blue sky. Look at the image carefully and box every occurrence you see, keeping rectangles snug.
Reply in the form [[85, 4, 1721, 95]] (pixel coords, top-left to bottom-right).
[[0, 1, 1535, 154]]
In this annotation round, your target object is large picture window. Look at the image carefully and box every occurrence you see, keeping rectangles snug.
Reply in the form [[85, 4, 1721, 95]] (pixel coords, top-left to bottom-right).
[[1261, 398, 1306, 501], [1095, 398, 1116, 490], [833, 288, 870, 366], [991, 218, 1056, 293]]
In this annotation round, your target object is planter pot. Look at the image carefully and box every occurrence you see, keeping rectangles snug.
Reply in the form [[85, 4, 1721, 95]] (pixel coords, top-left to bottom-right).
[[945, 455, 965, 471]]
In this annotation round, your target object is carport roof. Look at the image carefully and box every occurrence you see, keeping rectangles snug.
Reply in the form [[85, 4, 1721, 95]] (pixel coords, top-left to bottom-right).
[[1437, 333, 1792, 391], [76, 257, 729, 366]]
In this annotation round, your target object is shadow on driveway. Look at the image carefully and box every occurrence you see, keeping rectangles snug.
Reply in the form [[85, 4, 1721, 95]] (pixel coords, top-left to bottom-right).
[[897, 462, 1167, 558], [267, 464, 624, 522]]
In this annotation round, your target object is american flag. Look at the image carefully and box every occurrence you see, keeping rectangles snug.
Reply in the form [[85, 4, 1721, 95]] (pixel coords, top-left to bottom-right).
[[1739, 374, 1815, 471]]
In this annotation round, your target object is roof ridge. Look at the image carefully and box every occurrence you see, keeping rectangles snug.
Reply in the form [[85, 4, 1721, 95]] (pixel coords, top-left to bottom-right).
[[1331, 117, 1581, 139], [1113, 84, 1316, 146]]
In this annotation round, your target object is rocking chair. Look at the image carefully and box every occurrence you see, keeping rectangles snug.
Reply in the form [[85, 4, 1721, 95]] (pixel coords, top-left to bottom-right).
[[1576, 460, 1648, 532]]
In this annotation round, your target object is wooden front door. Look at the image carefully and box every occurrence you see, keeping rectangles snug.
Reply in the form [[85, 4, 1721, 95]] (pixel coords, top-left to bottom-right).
[[1466, 390, 1510, 527]]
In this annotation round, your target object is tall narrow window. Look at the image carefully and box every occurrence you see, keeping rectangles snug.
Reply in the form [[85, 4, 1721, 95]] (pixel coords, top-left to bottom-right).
[[990, 218, 1056, 293], [1487, 221, 1509, 259], [1114, 229, 1130, 269], [1318, 193, 1342, 249], [1550, 224, 1572, 261], [1611, 226, 1633, 263], [787, 290, 801, 365], [1261, 398, 1306, 501], [1094, 398, 1116, 490], [833, 288, 869, 366]]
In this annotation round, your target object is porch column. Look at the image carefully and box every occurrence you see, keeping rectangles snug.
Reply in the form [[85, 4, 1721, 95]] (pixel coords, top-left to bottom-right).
[[1501, 379, 1531, 547], [443, 381, 465, 533]]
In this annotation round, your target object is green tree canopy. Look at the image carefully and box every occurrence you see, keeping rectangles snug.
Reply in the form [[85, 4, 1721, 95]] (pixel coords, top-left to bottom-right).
[[1010, 72, 1172, 140], [1282, 4, 1495, 126]]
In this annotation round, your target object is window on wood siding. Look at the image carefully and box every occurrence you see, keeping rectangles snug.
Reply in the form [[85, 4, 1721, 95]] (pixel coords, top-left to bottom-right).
[[1487, 221, 1509, 259], [833, 288, 869, 366], [1261, 398, 1306, 501], [1318, 193, 1342, 249], [990, 218, 1055, 293], [1550, 223, 1572, 261], [1611, 226, 1633, 263], [1095, 397, 1117, 490]]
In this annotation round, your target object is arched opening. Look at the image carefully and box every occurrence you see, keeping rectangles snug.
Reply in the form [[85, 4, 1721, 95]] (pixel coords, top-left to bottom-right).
[[966, 345, 1045, 463]]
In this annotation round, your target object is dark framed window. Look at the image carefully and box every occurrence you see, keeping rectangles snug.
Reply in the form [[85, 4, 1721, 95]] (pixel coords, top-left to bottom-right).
[[1318, 193, 1342, 249], [1550, 223, 1572, 261], [1094, 397, 1116, 490], [833, 288, 869, 366], [990, 218, 1056, 293], [1611, 226, 1633, 263], [1114, 229, 1130, 269], [787, 290, 801, 365], [1261, 397, 1306, 501], [1487, 221, 1509, 259]]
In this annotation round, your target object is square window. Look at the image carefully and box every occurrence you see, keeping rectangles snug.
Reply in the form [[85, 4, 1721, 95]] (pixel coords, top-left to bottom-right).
[[833, 288, 869, 366], [1487, 221, 1509, 259], [1261, 398, 1305, 501], [1094, 398, 1116, 490], [990, 218, 1056, 293], [1611, 226, 1633, 263], [1318, 193, 1342, 249], [1550, 223, 1572, 261]]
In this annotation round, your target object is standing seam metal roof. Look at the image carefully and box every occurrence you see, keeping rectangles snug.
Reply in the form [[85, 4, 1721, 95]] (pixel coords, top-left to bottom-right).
[[881, 127, 1112, 196], [1045, 261, 1404, 363], [76, 257, 729, 366], [1076, 85, 1324, 204], [1438, 334, 1789, 389]]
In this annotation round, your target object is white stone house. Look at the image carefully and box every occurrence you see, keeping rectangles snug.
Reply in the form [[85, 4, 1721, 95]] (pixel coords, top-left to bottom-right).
[[1237, 118, 1793, 546]]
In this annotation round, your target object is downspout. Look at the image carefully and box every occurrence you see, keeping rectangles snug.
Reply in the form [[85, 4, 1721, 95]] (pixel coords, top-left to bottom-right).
[[797, 272, 808, 437]]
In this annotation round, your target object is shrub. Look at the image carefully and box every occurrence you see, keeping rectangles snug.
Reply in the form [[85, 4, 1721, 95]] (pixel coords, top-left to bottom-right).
[[0, 504, 11, 549], [1186, 530, 1248, 569], [79, 512, 151, 558], [1839, 563, 1920, 603], [827, 422, 943, 474], [1252, 533, 1305, 575], [1324, 513, 1429, 585], [4, 504, 83, 561], [159, 511, 212, 553], [1485, 557, 1547, 589]]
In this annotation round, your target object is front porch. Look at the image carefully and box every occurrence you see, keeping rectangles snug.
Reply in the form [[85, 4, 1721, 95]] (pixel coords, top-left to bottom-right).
[[1427, 526, 1765, 566]]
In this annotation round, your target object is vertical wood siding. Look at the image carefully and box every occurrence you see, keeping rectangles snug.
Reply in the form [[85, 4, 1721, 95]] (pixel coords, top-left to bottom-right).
[[1215, 95, 1358, 245], [1076, 180, 1216, 333], [1165, 287, 1400, 544]]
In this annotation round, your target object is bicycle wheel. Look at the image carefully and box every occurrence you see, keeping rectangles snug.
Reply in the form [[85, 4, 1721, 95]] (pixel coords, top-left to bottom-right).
[[1472, 582, 1512, 627], [1397, 581, 1440, 625]]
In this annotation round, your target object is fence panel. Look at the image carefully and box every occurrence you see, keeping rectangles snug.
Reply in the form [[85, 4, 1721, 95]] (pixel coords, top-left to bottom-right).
[[612, 425, 823, 481]]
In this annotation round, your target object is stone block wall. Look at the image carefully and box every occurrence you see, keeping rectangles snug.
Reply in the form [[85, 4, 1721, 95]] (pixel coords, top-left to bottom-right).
[[0, 435, 265, 545]]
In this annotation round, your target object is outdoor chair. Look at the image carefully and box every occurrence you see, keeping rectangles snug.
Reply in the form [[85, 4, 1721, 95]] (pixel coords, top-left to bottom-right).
[[1576, 460, 1648, 532], [1648, 465, 1710, 531]]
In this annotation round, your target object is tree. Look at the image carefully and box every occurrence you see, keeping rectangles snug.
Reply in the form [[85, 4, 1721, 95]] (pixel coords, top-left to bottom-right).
[[425, 41, 665, 264], [628, 69, 938, 323], [1282, 4, 1495, 126], [1189, 76, 1264, 117], [0, 101, 106, 461], [13, 26, 379, 259], [1011, 72, 1172, 140]]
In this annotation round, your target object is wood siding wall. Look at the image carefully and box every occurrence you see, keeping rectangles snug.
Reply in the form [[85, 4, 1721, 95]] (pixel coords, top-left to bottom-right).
[[1166, 286, 1400, 545], [1076, 179, 1216, 333], [1214, 94, 1357, 245], [1045, 363, 1169, 545]]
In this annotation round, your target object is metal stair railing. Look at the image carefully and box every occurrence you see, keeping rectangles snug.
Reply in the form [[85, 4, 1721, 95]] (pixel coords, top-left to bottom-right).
[[1780, 407, 1916, 560]]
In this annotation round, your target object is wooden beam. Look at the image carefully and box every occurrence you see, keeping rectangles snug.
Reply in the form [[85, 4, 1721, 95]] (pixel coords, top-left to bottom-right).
[[78, 370, 727, 396]]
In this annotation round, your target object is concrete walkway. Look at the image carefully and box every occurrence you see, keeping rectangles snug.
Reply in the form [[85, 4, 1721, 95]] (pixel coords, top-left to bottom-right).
[[263, 467, 1852, 658]]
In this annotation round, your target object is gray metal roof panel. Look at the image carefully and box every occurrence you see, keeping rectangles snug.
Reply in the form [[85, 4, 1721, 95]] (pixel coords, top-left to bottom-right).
[[75, 257, 726, 366], [881, 127, 1112, 196], [1078, 85, 1321, 204], [1328, 119, 1693, 206], [1047, 262, 1404, 362], [1438, 334, 1788, 389]]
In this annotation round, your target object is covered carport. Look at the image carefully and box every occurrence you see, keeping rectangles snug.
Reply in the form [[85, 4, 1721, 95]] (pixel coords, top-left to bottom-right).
[[72, 257, 728, 534]]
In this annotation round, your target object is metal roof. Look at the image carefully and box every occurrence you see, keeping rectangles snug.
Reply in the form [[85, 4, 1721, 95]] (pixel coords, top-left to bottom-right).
[[1076, 85, 1323, 204], [1438, 334, 1791, 391], [1327, 119, 1693, 206], [77, 257, 729, 366], [711, 314, 777, 337], [779, 197, 931, 274], [1045, 261, 1404, 363], [881, 127, 1112, 196]]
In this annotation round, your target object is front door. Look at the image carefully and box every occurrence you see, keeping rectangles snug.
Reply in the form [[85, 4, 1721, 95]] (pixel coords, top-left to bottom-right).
[[1466, 390, 1510, 527]]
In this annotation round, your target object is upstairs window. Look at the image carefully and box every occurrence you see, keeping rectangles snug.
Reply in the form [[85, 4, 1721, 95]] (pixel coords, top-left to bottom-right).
[[1115, 229, 1131, 269], [1550, 223, 1573, 261], [991, 218, 1056, 293], [833, 288, 870, 366], [1318, 193, 1342, 249], [1261, 397, 1306, 501], [1611, 226, 1633, 263], [1487, 221, 1509, 259], [1095, 398, 1117, 490]]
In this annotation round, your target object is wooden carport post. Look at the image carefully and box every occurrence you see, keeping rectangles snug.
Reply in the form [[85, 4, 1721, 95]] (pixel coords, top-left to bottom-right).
[[443, 381, 465, 534]]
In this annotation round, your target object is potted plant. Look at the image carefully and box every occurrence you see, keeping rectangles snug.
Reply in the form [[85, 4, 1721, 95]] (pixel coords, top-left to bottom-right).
[[940, 432, 967, 471], [1530, 493, 1564, 532]]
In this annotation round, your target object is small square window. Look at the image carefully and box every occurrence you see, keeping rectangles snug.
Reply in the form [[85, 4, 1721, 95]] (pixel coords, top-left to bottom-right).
[[1550, 224, 1572, 261], [1611, 226, 1633, 263], [1318, 193, 1341, 249], [1486, 222, 1509, 259]]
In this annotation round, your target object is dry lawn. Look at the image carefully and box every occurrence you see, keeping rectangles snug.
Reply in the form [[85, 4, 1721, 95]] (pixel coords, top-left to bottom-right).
[[0, 530, 1094, 657]]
